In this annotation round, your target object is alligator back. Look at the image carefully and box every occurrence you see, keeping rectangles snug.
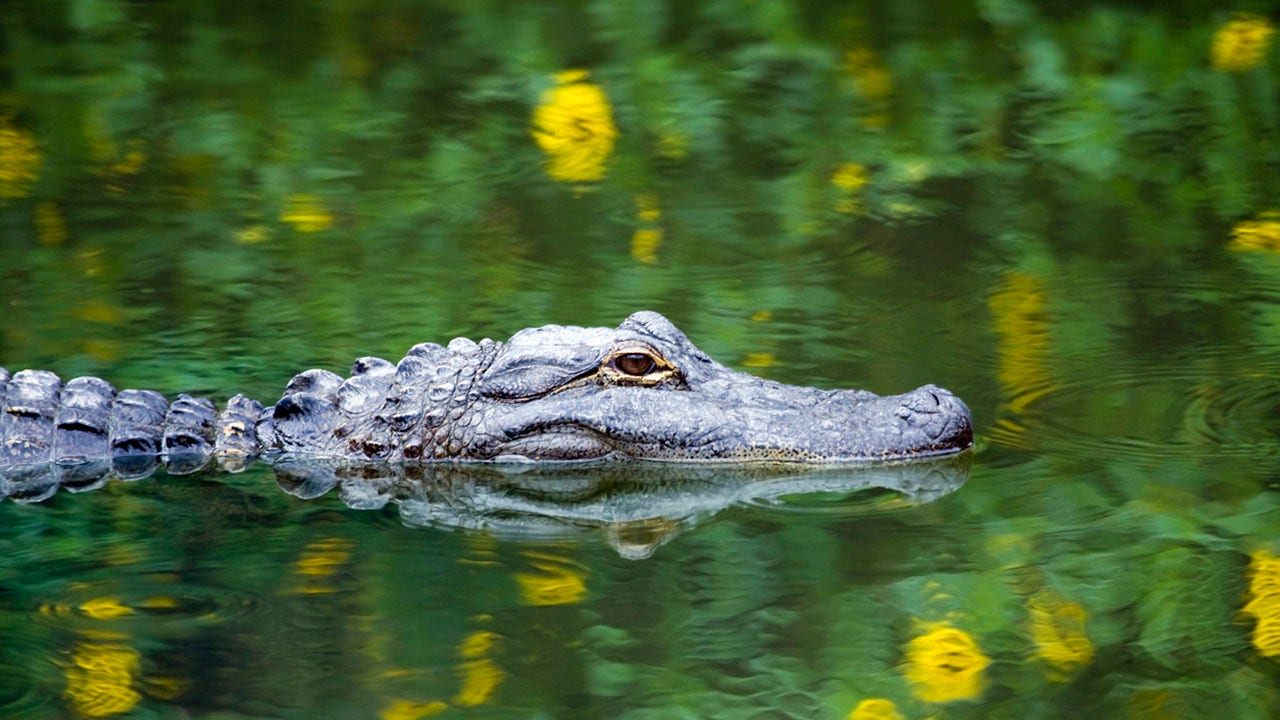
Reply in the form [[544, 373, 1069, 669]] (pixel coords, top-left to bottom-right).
[[0, 368, 263, 474]]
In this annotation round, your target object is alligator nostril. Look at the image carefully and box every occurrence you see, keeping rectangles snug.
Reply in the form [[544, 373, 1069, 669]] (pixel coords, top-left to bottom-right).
[[899, 389, 943, 416]]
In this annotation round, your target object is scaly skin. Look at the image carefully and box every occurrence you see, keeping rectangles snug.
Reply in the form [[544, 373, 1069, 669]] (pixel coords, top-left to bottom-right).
[[0, 311, 973, 471]]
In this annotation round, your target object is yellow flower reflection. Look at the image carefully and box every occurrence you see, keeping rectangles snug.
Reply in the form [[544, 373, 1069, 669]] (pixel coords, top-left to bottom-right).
[[235, 224, 271, 245], [515, 551, 587, 606], [1242, 549, 1280, 656], [80, 597, 134, 621], [109, 148, 147, 177], [635, 193, 661, 222], [848, 697, 904, 720], [295, 538, 352, 576], [845, 48, 894, 100], [281, 193, 334, 232], [0, 116, 41, 198], [136, 596, 180, 610], [833, 162, 870, 192], [631, 193, 664, 263], [1211, 13, 1275, 72], [742, 352, 776, 368], [458, 630, 500, 659], [65, 641, 142, 718], [657, 131, 689, 160], [630, 228, 663, 264], [1027, 590, 1094, 680], [844, 48, 893, 127], [454, 659, 503, 707], [453, 630, 504, 707], [833, 162, 870, 215], [1230, 211, 1280, 252], [36, 201, 68, 246], [291, 537, 353, 594], [989, 272, 1055, 422], [901, 622, 990, 703], [531, 70, 619, 183], [381, 699, 448, 720], [102, 145, 147, 193]]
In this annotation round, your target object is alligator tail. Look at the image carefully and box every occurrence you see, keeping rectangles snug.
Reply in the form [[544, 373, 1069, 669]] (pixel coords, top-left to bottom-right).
[[0, 367, 264, 477]]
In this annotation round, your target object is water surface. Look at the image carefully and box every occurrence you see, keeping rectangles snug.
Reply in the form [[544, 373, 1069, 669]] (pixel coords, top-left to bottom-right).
[[2, 1, 1279, 718]]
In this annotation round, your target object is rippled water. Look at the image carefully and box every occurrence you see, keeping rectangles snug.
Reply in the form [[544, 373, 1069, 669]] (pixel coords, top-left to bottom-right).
[[0, 459, 973, 719], [4, 1, 1280, 717]]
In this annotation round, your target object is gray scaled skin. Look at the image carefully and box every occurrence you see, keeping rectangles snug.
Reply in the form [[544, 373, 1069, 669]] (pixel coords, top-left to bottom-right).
[[0, 311, 973, 470]]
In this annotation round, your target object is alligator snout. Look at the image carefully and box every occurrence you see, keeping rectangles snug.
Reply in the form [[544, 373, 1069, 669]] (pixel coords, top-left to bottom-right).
[[895, 384, 974, 453]]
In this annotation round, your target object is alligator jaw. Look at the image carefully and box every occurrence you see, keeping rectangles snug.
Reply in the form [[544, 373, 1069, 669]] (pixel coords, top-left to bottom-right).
[[477, 377, 973, 464]]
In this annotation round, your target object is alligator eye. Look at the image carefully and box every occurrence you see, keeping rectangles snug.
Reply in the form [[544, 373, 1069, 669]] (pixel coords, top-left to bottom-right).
[[614, 353, 657, 376]]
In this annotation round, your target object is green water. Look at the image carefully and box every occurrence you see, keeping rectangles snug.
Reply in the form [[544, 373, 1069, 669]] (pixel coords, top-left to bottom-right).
[[3, 0, 1280, 717]]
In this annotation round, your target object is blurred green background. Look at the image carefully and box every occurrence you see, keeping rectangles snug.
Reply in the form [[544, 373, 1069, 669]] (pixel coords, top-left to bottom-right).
[[2, 0, 1275, 391], [3, 0, 1280, 718]]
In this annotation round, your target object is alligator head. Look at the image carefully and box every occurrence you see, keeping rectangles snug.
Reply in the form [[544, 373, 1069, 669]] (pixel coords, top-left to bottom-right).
[[452, 311, 973, 463]]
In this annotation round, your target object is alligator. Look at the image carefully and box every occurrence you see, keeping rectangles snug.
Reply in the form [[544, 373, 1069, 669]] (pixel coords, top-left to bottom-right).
[[0, 311, 972, 475]]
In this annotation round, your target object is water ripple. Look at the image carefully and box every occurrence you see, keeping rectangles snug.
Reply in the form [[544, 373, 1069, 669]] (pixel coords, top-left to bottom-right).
[[0, 647, 60, 719], [990, 358, 1280, 462], [30, 574, 265, 637]]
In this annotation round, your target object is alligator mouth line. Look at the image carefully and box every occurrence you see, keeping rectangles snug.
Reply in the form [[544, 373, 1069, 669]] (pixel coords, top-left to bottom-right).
[[498, 421, 972, 465]]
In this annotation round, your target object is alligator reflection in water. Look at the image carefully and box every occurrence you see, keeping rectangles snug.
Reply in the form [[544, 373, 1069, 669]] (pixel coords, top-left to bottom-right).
[[279, 456, 972, 558], [0, 454, 970, 558]]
